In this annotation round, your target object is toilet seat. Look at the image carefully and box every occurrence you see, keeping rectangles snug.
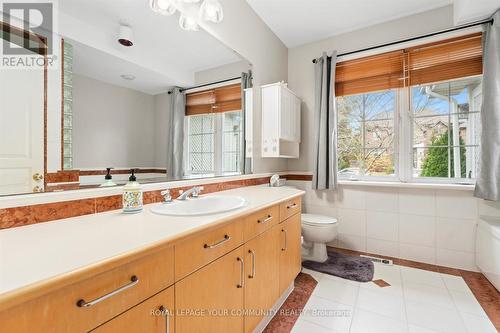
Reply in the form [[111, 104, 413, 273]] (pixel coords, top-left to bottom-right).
[[301, 213, 337, 227]]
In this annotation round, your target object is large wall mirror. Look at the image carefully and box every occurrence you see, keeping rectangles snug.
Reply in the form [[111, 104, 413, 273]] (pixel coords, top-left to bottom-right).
[[0, 0, 252, 196]]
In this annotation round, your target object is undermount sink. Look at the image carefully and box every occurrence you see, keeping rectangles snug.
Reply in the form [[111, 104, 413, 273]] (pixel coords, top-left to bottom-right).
[[150, 195, 246, 216]]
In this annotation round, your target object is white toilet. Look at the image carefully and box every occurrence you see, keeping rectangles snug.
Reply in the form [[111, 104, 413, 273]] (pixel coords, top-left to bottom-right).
[[301, 213, 338, 263]]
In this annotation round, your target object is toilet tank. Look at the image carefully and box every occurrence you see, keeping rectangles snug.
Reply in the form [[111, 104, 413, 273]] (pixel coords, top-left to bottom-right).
[[476, 216, 500, 292]]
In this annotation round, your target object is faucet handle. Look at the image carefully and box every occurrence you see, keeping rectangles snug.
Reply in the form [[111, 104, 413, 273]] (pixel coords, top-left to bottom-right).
[[192, 186, 204, 198], [160, 189, 172, 203]]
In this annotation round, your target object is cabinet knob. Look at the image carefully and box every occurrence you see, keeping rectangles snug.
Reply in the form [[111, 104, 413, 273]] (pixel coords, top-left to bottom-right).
[[33, 185, 43, 193], [33, 173, 44, 181]]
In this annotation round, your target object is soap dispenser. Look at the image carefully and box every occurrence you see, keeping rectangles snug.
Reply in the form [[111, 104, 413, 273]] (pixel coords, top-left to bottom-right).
[[100, 168, 117, 187], [122, 169, 143, 213]]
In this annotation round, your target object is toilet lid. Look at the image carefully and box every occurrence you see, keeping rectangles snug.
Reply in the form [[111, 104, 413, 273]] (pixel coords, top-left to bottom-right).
[[302, 213, 337, 226]]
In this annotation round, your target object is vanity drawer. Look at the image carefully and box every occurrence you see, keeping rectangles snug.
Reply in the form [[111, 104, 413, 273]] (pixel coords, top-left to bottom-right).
[[243, 205, 280, 241], [280, 197, 302, 222], [0, 246, 174, 333], [175, 220, 243, 280]]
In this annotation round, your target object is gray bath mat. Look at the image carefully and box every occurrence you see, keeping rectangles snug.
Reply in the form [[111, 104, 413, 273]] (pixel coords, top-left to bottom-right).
[[302, 250, 374, 282]]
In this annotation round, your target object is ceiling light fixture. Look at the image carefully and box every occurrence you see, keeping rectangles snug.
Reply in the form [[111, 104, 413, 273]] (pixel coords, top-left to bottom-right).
[[179, 14, 200, 31], [149, 0, 223, 31], [199, 0, 223, 23], [150, 0, 176, 16]]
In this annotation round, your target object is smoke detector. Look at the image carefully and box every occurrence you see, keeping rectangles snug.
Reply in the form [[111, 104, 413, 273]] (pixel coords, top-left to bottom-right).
[[118, 24, 134, 47]]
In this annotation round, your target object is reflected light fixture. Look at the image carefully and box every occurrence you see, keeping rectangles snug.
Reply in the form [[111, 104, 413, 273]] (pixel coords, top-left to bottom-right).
[[150, 0, 176, 16], [149, 0, 224, 31], [179, 14, 200, 31], [199, 0, 223, 23]]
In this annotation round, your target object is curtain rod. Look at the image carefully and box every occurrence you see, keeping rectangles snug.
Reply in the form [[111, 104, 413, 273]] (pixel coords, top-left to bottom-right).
[[168, 76, 242, 94], [311, 17, 494, 63]]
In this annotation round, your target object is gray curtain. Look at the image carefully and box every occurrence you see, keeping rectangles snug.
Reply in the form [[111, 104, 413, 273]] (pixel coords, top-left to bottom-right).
[[312, 52, 338, 190], [166, 87, 186, 180], [241, 70, 253, 174], [474, 11, 500, 201]]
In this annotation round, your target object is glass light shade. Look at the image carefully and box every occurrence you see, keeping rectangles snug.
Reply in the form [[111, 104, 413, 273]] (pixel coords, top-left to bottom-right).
[[199, 0, 223, 23], [179, 14, 200, 31], [150, 0, 176, 16], [178, 0, 201, 3]]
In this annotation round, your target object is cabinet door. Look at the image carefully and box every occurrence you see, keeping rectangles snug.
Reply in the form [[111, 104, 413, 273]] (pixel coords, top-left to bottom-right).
[[175, 247, 245, 333], [293, 97, 301, 142], [244, 226, 280, 333], [91, 287, 174, 333], [279, 213, 302, 295]]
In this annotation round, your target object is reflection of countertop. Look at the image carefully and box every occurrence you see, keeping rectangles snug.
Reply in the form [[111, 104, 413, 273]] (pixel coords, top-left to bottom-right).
[[0, 186, 304, 302]]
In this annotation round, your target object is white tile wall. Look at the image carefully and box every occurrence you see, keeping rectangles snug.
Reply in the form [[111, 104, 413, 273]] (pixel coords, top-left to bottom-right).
[[286, 180, 500, 271]]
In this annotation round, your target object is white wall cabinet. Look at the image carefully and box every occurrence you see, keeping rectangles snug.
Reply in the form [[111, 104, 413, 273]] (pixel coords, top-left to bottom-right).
[[261, 82, 301, 158]]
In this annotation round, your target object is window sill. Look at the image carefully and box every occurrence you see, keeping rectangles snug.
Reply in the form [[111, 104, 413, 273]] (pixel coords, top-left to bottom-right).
[[337, 179, 475, 191]]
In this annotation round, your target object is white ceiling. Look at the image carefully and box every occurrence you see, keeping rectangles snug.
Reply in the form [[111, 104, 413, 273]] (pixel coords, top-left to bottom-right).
[[69, 39, 179, 95], [246, 0, 454, 47], [454, 0, 500, 25], [58, 0, 242, 93]]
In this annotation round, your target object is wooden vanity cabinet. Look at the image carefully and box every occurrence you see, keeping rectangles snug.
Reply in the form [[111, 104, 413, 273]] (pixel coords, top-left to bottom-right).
[[278, 213, 302, 296], [175, 246, 245, 333], [91, 286, 174, 333], [0, 246, 174, 333], [243, 225, 280, 333], [0, 196, 303, 333]]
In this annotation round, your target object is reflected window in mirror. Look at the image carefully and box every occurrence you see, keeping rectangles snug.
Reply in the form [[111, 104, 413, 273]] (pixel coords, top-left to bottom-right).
[[184, 84, 244, 178]]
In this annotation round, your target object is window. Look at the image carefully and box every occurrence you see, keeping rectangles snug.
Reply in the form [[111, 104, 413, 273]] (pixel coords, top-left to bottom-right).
[[411, 76, 481, 181], [222, 111, 243, 174], [185, 114, 215, 175], [337, 90, 396, 179], [184, 84, 243, 177], [335, 33, 482, 184]]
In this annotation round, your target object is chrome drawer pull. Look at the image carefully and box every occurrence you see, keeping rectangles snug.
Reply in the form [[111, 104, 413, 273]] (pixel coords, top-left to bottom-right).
[[159, 306, 170, 333], [281, 229, 287, 251], [287, 203, 298, 209], [248, 249, 256, 279], [204, 234, 230, 249], [76, 275, 139, 308], [257, 214, 272, 224], [237, 257, 244, 288]]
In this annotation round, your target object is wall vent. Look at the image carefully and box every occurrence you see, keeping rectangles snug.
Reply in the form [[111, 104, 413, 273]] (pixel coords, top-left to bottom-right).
[[360, 255, 393, 265]]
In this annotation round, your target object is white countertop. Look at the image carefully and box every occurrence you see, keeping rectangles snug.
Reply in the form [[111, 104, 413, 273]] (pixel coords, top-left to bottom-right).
[[0, 186, 304, 297]]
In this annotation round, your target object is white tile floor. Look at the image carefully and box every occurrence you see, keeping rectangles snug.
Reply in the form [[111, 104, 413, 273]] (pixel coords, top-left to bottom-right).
[[293, 264, 497, 333]]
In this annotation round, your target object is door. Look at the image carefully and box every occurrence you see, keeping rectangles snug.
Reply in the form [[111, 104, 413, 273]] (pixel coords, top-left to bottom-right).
[[279, 213, 302, 295], [175, 246, 245, 333], [91, 286, 174, 333], [0, 36, 45, 195], [244, 226, 280, 333]]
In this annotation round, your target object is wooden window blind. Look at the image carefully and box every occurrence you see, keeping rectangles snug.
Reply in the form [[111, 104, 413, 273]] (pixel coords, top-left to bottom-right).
[[406, 32, 483, 86], [335, 50, 405, 96], [335, 33, 483, 96], [186, 83, 241, 116]]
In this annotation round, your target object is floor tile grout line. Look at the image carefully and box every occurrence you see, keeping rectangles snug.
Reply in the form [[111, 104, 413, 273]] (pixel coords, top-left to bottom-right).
[[399, 264, 412, 333], [441, 274, 473, 333], [347, 280, 361, 333]]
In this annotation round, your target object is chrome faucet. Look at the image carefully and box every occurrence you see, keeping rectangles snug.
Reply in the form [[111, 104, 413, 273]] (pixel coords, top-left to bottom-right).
[[177, 186, 204, 201], [160, 189, 172, 203]]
